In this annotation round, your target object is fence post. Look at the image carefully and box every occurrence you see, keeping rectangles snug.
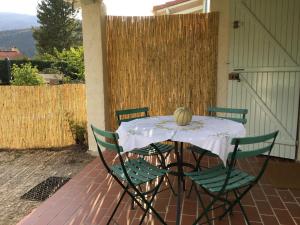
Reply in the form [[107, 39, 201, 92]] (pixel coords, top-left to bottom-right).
[[2, 58, 11, 85]]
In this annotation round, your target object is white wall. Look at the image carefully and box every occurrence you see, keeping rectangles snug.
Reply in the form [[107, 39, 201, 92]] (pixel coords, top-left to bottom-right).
[[81, 0, 107, 152], [210, 0, 230, 107]]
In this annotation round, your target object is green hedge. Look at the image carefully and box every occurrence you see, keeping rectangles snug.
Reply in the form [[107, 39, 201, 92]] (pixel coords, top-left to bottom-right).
[[0, 59, 80, 83]]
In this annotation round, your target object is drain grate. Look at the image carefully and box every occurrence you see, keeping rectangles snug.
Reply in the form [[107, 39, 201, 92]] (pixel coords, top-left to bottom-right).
[[21, 176, 70, 201]]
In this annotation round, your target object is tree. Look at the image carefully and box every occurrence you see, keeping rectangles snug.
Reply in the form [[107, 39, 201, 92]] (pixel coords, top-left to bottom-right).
[[33, 0, 82, 55]]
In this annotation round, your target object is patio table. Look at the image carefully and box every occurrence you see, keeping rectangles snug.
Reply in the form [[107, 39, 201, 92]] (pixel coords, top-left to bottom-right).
[[116, 115, 246, 224]]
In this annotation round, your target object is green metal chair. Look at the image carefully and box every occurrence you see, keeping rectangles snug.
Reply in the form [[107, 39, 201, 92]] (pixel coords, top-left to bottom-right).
[[208, 107, 248, 124], [116, 107, 174, 166], [185, 130, 279, 225], [91, 125, 168, 225], [190, 107, 248, 170]]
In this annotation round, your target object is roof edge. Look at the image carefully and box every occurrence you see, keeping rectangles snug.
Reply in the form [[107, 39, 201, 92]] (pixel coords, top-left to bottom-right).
[[64, 0, 100, 8], [153, 0, 193, 11]]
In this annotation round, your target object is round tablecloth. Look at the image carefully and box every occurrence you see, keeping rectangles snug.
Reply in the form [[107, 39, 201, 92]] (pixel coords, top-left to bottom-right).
[[116, 116, 246, 164]]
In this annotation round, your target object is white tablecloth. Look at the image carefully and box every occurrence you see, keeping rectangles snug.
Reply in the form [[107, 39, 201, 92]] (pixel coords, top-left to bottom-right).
[[116, 116, 246, 164]]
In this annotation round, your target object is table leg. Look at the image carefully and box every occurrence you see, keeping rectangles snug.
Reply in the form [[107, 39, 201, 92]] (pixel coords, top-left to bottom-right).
[[175, 141, 182, 225], [180, 142, 186, 191]]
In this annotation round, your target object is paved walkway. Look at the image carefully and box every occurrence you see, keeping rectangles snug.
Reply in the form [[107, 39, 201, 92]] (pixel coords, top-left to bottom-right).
[[17, 151, 300, 225], [0, 148, 95, 225]]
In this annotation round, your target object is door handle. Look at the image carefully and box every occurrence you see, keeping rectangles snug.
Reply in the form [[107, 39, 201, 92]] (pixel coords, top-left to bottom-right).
[[228, 72, 241, 82]]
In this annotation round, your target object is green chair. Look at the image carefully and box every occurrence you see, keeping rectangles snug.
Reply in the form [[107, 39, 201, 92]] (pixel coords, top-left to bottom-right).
[[190, 107, 248, 170], [116, 107, 174, 166], [188, 107, 248, 197], [208, 107, 248, 124], [185, 130, 279, 225], [91, 125, 168, 225]]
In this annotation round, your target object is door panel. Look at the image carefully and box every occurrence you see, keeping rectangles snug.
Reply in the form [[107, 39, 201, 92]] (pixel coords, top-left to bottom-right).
[[228, 0, 300, 159]]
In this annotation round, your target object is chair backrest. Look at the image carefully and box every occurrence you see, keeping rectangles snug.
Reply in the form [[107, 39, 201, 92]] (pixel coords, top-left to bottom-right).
[[208, 107, 248, 124], [91, 125, 123, 170], [91, 124, 139, 188], [116, 107, 149, 125], [223, 130, 279, 191]]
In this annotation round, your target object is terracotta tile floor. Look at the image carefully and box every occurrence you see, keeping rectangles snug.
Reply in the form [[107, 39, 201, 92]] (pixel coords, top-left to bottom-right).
[[17, 151, 300, 225]]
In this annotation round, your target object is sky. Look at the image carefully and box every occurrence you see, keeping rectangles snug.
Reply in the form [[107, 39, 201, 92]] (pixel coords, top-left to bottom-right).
[[0, 0, 169, 16], [0, 0, 40, 15]]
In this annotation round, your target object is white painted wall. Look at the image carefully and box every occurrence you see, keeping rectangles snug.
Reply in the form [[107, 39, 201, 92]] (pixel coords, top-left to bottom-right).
[[210, 0, 230, 107], [81, 0, 107, 152]]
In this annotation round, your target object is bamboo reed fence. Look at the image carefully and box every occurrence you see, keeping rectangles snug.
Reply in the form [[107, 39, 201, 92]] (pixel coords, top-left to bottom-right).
[[106, 12, 219, 130], [0, 84, 87, 149]]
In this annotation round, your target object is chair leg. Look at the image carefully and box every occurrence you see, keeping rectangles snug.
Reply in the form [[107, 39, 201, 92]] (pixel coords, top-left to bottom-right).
[[191, 150, 198, 161], [139, 177, 164, 225], [165, 150, 171, 159], [165, 175, 177, 196], [195, 151, 207, 170], [192, 183, 230, 225], [157, 154, 164, 167], [194, 184, 212, 225], [131, 185, 144, 210], [233, 190, 251, 225], [107, 186, 128, 225], [115, 175, 167, 225], [187, 182, 195, 198], [112, 176, 152, 216], [192, 195, 219, 225], [135, 176, 167, 225], [222, 192, 232, 215], [219, 185, 252, 220], [131, 198, 135, 210], [187, 151, 205, 198]]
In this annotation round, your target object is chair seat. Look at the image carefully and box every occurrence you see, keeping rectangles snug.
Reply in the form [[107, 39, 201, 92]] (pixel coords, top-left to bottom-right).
[[185, 165, 255, 192], [189, 145, 217, 157], [111, 158, 167, 185], [131, 142, 173, 156]]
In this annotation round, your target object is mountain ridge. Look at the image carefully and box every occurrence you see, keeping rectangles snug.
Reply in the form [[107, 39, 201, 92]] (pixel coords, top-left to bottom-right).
[[0, 12, 38, 31], [0, 28, 36, 57]]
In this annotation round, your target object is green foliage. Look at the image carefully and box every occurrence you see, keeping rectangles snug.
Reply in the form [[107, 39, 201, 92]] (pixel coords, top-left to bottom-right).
[[33, 0, 82, 55], [0, 59, 58, 83], [39, 47, 84, 81], [35, 53, 56, 61], [41, 67, 62, 74], [11, 63, 45, 85], [0, 57, 84, 83], [62, 76, 72, 83], [66, 113, 88, 149], [0, 59, 53, 71]]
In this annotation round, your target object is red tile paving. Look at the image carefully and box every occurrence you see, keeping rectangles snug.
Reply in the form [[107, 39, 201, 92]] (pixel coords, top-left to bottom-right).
[[17, 151, 300, 225]]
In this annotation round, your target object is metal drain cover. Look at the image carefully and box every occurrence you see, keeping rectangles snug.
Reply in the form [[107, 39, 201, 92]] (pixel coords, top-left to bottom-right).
[[21, 176, 70, 201]]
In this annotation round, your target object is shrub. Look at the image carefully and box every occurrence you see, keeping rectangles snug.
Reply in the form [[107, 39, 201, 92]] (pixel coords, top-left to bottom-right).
[[41, 67, 62, 74], [11, 63, 45, 86], [66, 112, 88, 150], [39, 47, 84, 81]]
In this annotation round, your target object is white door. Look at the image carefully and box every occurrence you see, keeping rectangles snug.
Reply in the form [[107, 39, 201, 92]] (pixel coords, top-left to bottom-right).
[[228, 0, 300, 159]]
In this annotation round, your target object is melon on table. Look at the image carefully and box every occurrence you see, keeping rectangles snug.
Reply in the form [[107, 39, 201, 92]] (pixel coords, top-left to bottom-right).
[[174, 107, 192, 126]]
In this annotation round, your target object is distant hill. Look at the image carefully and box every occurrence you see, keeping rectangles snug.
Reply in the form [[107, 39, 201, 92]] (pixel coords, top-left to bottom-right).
[[0, 29, 36, 57], [0, 13, 38, 31]]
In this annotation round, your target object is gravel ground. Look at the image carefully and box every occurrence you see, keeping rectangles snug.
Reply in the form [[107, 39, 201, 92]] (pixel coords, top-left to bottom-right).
[[0, 146, 96, 225]]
